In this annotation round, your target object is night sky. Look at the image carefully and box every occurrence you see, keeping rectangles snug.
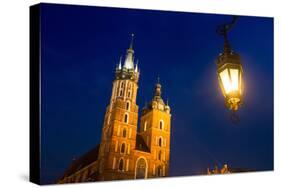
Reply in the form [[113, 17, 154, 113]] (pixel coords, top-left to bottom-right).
[[40, 3, 273, 184]]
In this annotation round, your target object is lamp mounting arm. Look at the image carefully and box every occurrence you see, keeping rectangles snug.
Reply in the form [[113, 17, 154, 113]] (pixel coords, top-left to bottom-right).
[[216, 16, 239, 53]]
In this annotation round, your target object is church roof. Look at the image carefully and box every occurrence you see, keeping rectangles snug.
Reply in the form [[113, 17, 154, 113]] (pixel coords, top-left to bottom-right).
[[59, 134, 150, 181], [136, 134, 150, 153], [61, 144, 100, 178]]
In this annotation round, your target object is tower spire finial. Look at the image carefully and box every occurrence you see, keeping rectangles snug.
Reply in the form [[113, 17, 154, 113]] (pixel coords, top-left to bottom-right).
[[129, 33, 134, 49], [154, 76, 162, 99], [124, 34, 135, 69]]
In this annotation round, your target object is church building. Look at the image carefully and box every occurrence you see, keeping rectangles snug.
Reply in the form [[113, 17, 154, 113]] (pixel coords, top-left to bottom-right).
[[57, 35, 172, 183]]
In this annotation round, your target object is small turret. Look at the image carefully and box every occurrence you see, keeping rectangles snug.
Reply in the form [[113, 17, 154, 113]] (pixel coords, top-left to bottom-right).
[[142, 77, 170, 114], [135, 60, 139, 73]]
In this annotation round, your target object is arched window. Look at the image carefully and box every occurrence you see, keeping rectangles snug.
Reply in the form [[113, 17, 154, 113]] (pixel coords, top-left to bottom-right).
[[124, 113, 129, 123], [158, 150, 162, 160], [122, 128, 127, 138], [121, 143, 126, 153], [119, 90, 123, 96], [126, 101, 130, 110], [157, 166, 162, 177], [127, 83, 132, 98], [121, 82, 125, 88], [159, 120, 164, 130], [159, 137, 162, 147], [119, 158, 124, 171], [135, 157, 147, 179]]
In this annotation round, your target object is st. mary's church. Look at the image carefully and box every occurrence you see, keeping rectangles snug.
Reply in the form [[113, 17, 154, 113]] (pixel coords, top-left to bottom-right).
[[57, 35, 172, 183]]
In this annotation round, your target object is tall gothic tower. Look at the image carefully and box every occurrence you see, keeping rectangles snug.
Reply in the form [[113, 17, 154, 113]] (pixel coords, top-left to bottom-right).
[[97, 34, 140, 180]]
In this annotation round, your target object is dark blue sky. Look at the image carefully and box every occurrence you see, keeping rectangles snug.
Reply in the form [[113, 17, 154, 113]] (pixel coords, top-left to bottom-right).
[[40, 3, 273, 184]]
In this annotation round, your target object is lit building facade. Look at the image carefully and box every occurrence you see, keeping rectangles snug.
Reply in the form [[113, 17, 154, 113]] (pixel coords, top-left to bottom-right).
[[57, 35, 171, 183]]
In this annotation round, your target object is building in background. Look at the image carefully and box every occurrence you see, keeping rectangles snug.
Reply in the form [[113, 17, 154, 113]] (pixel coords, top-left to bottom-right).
[[207, 164, 253, 175]]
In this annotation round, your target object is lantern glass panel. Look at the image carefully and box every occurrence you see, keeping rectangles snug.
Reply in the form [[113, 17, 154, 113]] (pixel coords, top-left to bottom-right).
[[239, 70, 242, 94], [230, 68, 239, 92], [219, 68, 231, 94]]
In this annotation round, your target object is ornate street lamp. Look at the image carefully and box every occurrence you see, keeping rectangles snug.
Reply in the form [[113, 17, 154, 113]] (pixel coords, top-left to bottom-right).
[[216, 16, 243, 114]]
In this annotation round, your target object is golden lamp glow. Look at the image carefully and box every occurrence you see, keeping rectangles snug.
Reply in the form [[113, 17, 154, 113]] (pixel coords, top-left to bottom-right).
[[219, 68, 240, 94], [216, 52, 243, 111]]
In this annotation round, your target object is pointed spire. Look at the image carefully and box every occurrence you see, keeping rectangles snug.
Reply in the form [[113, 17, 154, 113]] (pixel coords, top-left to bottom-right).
[[124, 34, 135, 70], [118, 56, 122, 70], [129, 33, 134, 50], [135, 59, 139, 72], [166, 98, 169, 106], [154, 76, 162, 98]]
